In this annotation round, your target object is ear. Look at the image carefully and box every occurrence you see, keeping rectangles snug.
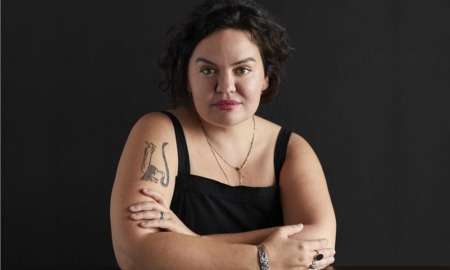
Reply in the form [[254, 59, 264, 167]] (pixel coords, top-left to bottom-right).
[[262, 76, 269, 91], [187, 83, 192, 93]]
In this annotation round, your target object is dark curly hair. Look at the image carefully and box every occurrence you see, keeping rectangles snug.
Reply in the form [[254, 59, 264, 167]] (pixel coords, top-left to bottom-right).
[[159, 0, 294, 108]]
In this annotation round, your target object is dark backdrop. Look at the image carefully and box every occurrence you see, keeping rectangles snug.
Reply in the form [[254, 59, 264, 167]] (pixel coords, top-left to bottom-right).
[[3, 0, 450, 268]]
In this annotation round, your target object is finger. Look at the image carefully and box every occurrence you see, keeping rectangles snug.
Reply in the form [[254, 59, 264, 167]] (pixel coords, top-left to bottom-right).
[[300, 238, 328, 252], [129, 201, 156, 212], [142, 189, 169, 207], [314, 255, 335, 270], [129, 200, 170, 213], [277, 224, 304, 238], [314, 248, 335, 260], [140, 219, 175, 230], [309, 248, 335, 270], [130, 210, 171, 221]]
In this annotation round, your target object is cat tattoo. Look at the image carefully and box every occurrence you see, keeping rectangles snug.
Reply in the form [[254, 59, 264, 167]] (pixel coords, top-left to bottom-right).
[[140, 141, 170, 187]]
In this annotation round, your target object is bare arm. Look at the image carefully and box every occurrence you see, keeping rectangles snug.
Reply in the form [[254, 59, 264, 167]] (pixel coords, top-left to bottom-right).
[[111, 113, 330, 269], [122, 232, 260, 270], [131, 132, 335, 247], [111, 113, 261, 269], [279, 133, 336, 248], [191, 133, 336, 247], [131, 188, 332, 247]]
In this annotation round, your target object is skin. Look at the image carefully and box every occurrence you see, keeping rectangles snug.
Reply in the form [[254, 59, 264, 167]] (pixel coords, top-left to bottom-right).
[[188, 29, 268, 128], [110, 29, 336, 270]]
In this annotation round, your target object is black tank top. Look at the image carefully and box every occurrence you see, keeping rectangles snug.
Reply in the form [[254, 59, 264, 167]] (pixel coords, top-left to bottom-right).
[[161, 111, 292, 235]]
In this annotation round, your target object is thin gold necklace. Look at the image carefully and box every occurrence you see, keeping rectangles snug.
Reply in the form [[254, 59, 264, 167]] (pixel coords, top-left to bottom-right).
[[200, 115, 256, 186]]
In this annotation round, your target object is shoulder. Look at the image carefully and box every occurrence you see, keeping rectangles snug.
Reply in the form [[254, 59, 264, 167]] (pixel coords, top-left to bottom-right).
[[254, 115, 283, 140], [255, 114, 321, 171], [287, 132, 311, 151], [112, 111, 180, 206], [285, 132, 318, 160], [124, 111, 178, 144], [282, 131, 323, 178], [119, 111, 179, 177], [132, 111, 174, 133], [255, 116, 309, 149]]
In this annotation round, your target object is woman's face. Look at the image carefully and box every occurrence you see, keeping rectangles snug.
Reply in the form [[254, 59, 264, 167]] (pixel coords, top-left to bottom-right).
[[187, 28, 268, 127]]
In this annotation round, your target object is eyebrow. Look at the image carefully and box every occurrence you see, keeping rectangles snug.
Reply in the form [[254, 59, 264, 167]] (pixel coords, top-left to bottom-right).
[[195, 57, 256, 66]]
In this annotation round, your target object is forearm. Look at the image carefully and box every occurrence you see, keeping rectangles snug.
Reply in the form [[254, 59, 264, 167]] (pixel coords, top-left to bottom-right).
[[201, 223, 335, 248], [203, 227, 277, 245], [117, 232, 259, 270]]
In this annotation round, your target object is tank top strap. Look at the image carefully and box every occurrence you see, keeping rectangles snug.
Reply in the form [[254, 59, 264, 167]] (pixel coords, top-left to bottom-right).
[[274, 127, 292, 183], [160, 111, 190, 175]]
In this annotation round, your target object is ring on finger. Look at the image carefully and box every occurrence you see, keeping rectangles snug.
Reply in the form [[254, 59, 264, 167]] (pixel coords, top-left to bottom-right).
[[314, 250, 324, 261], [160, 211, 165, 220]]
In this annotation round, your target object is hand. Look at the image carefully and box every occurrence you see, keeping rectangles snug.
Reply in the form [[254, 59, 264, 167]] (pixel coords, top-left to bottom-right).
[[129, 189, 198, 236], [261, 224, 335, 270]]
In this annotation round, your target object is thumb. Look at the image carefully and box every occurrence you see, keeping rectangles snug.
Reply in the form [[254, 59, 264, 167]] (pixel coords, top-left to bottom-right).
[[278, 223, 304, 238]]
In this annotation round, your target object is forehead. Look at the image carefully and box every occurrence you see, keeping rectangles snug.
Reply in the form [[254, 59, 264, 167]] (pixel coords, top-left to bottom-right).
[[190, 29, 263, 63]]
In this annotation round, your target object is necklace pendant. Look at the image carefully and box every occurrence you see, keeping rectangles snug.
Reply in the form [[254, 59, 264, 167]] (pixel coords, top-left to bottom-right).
[[199, 115, 255, 187]]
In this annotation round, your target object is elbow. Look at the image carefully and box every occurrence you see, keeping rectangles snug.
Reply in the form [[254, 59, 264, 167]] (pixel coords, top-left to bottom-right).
[[112, 239, 137, 270], [317, 216, 336, 248], [323, 218, 337, 248], [116, 257, 134, 270], [111, 226, 148, 270], [112, 231, 166, 270]]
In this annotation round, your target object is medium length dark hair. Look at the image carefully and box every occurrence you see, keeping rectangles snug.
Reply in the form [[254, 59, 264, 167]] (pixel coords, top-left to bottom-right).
[[159, 0, 294, 108]]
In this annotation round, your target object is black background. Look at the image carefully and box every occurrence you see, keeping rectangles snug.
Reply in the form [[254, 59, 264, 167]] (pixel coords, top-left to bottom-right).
[[3, 0, 450, 268]]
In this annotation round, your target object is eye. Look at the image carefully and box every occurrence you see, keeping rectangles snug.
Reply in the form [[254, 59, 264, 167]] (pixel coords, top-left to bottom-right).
[[235, 67, 251, 76], [200, 67, 216, 76]]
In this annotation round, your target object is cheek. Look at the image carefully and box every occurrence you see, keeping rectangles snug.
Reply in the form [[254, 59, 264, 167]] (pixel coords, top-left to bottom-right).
[[239, 78, 266, 95], [191, 79, 216, 97]]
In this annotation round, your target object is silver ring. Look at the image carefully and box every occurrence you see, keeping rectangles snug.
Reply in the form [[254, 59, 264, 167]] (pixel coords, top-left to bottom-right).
[[309, 261, 318, 269], [160, 212, 165, 220]]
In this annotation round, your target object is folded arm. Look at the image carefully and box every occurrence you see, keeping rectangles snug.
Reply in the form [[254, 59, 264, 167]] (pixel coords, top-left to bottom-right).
[[111, 113, 335, 269], [193, 133, 336, 247], [129, 131, 336, 248], [131, 189, 329, 246]]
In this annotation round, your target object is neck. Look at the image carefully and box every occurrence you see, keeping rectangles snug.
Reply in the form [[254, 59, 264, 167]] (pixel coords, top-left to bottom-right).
[[197, 112, 256, 186], [198, 114, 255, 148]]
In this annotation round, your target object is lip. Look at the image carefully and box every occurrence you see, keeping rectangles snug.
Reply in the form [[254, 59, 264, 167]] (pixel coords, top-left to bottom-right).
[[213, 100, 241, 110]]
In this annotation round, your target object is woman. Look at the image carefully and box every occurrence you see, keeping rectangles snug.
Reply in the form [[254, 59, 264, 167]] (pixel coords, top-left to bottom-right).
[[110, 0, 336, 269]]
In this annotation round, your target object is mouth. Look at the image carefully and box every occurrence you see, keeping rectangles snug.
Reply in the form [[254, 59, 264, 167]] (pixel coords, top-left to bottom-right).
[[213, 100, 241, 110]]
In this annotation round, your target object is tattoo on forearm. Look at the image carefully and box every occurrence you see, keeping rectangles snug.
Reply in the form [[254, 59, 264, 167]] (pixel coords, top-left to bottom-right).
[[140, 141, 170, 187]]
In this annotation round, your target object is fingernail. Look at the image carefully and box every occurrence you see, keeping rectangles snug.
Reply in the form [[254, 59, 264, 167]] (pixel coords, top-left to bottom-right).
[[140, 222, 147, 226], [142, 189, 150, 193]]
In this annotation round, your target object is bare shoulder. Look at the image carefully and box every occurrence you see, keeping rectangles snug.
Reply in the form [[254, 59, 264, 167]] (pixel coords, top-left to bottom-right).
[[130, 111, 176, 138], [254, 115, 284, 141], [285, 132, 319, 161], [279, 130, 325, 187], [254, 117, 312, 151]]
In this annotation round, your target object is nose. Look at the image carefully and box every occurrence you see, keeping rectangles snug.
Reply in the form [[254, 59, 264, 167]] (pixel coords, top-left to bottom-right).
[[215, 72, 236, 93]]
